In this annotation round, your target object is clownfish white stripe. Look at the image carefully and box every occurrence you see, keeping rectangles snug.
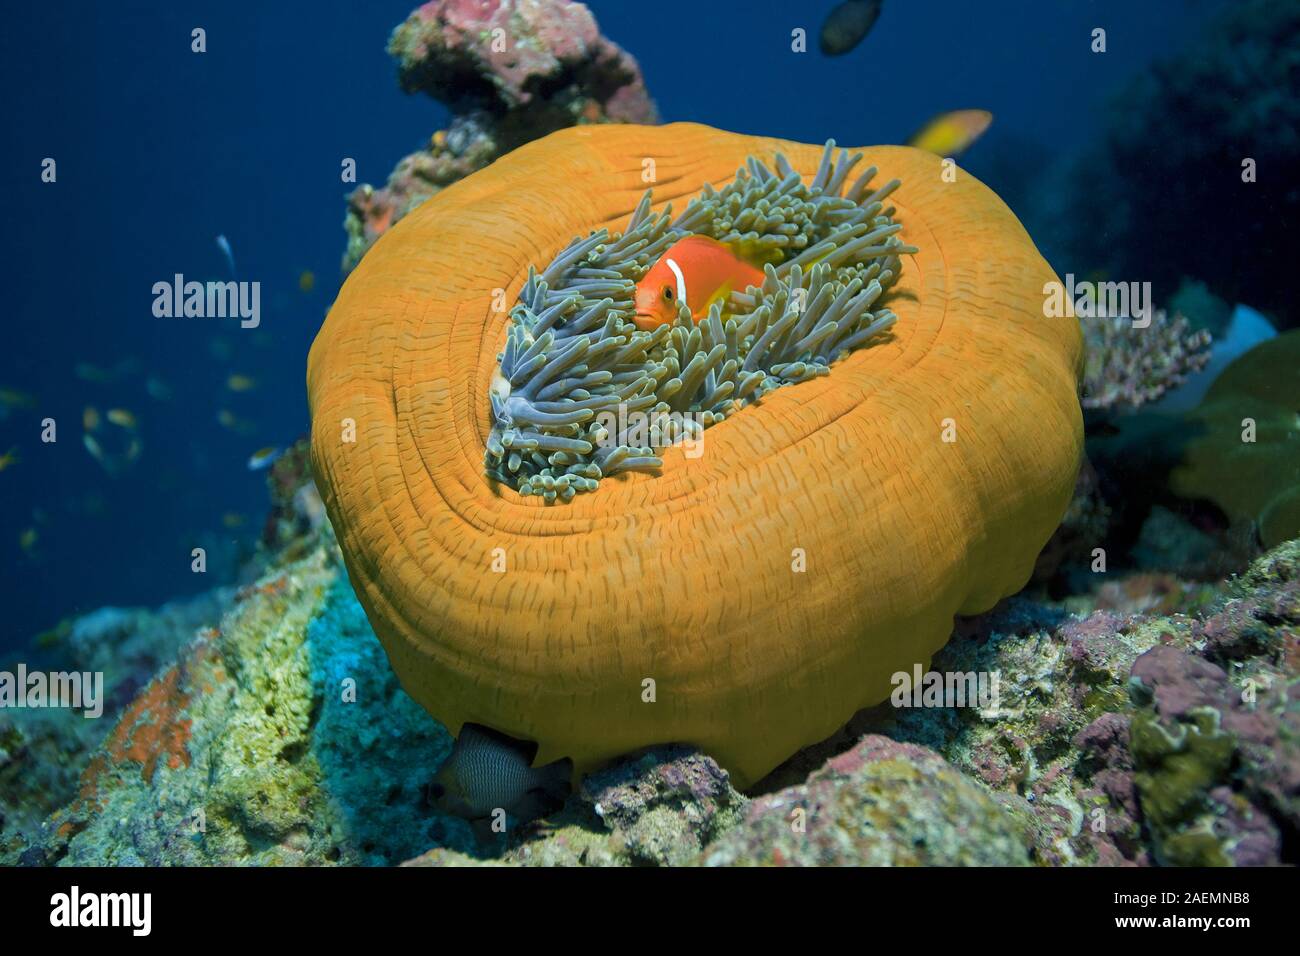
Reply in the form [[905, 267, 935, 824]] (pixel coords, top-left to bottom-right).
[[665, 257, 687, 305]]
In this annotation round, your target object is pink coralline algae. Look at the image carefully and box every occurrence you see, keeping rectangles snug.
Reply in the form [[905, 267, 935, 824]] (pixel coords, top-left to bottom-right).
[[1081, 310, 1212, 413], [392, 0, 657, 116], [1128, 644, 1292, 865], [699, 736, 1037, 867], [343, 0, 659, 271]]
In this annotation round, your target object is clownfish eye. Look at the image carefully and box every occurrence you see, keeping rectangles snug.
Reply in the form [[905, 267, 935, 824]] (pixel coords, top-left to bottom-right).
[[663, 286, 674, 301]]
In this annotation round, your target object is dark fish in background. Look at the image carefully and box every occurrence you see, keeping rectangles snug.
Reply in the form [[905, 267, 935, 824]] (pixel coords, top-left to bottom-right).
[[431, 723, 571, 822], [820, 0, 883, 56]]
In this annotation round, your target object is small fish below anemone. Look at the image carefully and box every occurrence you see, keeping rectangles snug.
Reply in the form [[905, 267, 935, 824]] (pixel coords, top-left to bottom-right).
[[0, 388, 35, 420], [246, 445, 284, 471], [431, 724, 570, 826]]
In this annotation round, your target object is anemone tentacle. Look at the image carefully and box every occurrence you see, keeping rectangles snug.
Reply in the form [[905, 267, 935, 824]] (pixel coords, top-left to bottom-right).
[[484, 139, 918, 502]]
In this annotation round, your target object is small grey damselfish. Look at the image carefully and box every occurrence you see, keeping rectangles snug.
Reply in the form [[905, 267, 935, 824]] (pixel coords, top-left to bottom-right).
[[432, 723, 571, 821]]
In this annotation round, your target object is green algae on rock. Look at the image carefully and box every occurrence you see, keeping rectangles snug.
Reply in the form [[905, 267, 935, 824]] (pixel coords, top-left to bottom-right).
[[701, 736, 1036, 866], [485, 140, 914, 502], [853, 539, 1300, 866], [10, 547, 472, 867], [0, 591, 232, 861], [405, 746, 749, 867]]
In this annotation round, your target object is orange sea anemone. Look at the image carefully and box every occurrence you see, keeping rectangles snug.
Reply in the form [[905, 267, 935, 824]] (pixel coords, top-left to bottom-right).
[[307, 122, 1083, 787]]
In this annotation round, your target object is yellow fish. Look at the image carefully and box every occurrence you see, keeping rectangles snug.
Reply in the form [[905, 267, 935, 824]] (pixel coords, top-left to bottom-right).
[[0, 446, 19, 472], [907, 109, 993, 157], [19, 527, 38, 553], [83, 406, 101, 431], [106, 408, 138, 430], [298, 270, 316, 293], [226, 374, 257, 392], [0, 388, 35, 409]]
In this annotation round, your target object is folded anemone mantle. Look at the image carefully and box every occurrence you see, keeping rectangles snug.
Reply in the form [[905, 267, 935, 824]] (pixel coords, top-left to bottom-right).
[[307, 122, 1083, 788]]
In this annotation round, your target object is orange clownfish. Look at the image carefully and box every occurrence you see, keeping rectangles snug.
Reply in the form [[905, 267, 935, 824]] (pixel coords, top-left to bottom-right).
[[633, 236, 767, 330]]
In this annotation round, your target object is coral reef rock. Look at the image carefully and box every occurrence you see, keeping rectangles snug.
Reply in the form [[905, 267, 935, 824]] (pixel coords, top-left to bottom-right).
[[862, 539, 1300, 866], [6, 547, 474, 866], [344, 0, 658, 271], [700, 736, 1036, 866], [5, 447, 1297, 867]]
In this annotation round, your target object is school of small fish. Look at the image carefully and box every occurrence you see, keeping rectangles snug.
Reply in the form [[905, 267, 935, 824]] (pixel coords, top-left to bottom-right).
[[5, 230, 316, 556]]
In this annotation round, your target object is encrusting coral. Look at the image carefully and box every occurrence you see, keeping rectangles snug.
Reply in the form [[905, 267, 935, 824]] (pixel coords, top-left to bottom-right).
[[486, 141, 914, 500], [306, 121, 1084, 789]]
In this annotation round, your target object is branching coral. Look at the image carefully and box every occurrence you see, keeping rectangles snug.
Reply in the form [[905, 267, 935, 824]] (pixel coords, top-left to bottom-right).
[[1080, 310, 1211, 413], [485, 142, 915, 501]]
